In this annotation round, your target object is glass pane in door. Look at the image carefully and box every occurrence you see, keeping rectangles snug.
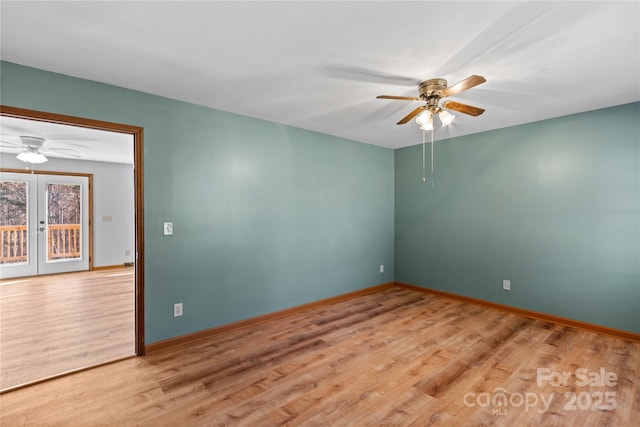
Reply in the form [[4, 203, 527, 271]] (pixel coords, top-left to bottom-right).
[[46, 183, 82, 262], [0, 180, 29, 265]]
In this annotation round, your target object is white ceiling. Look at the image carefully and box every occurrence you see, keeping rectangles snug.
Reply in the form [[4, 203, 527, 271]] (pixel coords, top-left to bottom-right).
[[0, 116, 133, 164], [0, 1, 638, 152]]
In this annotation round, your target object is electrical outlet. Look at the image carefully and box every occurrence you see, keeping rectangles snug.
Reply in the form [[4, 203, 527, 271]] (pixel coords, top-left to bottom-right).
[[164, 222, 173, 236], [503, 279, 511, 291], [173, 303, 183, 317], [379, 264, 384, 273]]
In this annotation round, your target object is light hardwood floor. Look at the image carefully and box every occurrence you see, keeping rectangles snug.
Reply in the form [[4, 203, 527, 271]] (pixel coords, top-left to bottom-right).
[[1, 286, 638, 426], [0, 267, 135, 391]]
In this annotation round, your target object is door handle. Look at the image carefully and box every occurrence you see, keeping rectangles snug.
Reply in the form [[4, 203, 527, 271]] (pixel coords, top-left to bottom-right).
[[39, 227, 45, 232]]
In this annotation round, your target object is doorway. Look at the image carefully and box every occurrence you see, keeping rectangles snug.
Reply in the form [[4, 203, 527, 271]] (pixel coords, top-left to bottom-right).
[[0, 105, 144, 391], [1, 172, 91, 279]]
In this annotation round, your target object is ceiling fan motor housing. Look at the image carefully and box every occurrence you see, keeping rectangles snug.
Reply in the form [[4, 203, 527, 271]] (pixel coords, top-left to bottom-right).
[[419, 78, 447, 99], [419, 79, 447, 112], [20, 135, 46, 149]]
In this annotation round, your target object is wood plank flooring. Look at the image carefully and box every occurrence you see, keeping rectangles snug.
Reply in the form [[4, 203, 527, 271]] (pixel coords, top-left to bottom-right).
[[0, 268, 135, 391], [1, 286, 638, 426]]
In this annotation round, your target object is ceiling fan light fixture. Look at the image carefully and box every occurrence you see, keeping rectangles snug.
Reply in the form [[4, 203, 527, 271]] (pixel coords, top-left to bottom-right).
[[439, 110, 455, 126], [17, 149, 48, 164], [415, 111, 433, 130]]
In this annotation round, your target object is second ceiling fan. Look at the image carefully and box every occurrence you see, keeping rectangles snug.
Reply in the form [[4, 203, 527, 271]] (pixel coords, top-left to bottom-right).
[[377, 74, 486, 128]]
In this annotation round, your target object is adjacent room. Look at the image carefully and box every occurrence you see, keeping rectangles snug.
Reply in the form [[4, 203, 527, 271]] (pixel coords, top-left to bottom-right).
[[0, 118, 137, 390], [0, 1, 638, 426]]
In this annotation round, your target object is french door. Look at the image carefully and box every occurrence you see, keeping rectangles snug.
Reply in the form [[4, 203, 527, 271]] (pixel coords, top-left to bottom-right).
[[0, 171, 90, 279]]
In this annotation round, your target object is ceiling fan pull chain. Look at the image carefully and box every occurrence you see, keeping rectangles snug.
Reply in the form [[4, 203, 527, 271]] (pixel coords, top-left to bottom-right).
[[422, 129, 426, 182], [431, 127, 435, 188]]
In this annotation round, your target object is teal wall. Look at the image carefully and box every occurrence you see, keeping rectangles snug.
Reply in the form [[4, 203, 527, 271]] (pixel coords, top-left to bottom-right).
[[2, 61, 638, 339], [0, 61, 395, 343], [395, 102, 640, 333]]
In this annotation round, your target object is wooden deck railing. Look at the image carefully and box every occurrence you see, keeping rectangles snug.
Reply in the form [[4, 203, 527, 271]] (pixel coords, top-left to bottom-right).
[[0, 224, 81, 264], [0, 225, 27, 264], [47, 224, 81, 260]]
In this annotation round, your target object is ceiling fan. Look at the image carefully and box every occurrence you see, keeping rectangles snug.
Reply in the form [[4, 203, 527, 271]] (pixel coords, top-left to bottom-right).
[[0, 135, 81, 164], [377, 75, 486, 128]]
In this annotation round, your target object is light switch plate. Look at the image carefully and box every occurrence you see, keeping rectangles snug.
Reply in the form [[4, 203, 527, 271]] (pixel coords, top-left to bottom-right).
[[174, 303, 183, 317], [163, 222, 173, 236]]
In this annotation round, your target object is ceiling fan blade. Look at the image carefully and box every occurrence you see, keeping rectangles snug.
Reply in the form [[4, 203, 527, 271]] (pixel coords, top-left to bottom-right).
[[397, 106, 426, 125], [323, 64, 419, 86], [42, 147, 82, 158], [437, 3, 558, 76], [442, 75, 486, 97], [0, 139, 23, 148], [377, 95, 421, 101], [442, 101, 485, 117]]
